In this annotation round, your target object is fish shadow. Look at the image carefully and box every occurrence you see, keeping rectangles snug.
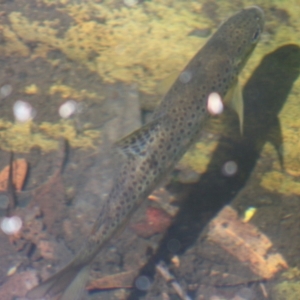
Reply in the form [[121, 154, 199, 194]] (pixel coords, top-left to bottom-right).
[[126, 44, 300, 299]]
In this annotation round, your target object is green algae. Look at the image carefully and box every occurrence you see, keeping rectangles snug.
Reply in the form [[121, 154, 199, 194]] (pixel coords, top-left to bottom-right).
[[2, 0, 300, 179], [0, 119, 100, 153], [273, 281, 300, 300], [5, 1, 212, 94]]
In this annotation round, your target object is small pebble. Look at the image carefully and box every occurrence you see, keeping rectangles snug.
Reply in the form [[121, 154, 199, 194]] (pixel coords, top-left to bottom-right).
[[207, 92, 223, 115], [13, 100, 35, 122], [135, 275, 151, 291], [171, 255, 180, 268], [1, 216, 22, 235], [7, 265, 18, 276], [0, 84, 12, 97], [59, 100, 77, 118]]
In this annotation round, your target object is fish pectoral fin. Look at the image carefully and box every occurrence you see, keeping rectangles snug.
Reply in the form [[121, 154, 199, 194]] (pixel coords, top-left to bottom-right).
[[268, 116, 284, 170], [115, 117, 163, 157], [26, 261, 89, 300], [156, 70, 180, 95], [224, 79, 244, 135], [60, 265, 90, 300]]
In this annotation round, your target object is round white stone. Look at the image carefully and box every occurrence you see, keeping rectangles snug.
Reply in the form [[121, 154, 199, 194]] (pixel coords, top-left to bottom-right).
[[1, 216, 22, 235], [59, 100, 77, 118], [207, 92, 224, 115], [13, 100, 34, 122]]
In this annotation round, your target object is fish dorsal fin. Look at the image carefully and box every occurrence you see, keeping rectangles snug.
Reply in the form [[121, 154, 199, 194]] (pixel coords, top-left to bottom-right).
[[224, 78, 244, 135], [115, 117, 162, 157], [268, 117, 284, 170]]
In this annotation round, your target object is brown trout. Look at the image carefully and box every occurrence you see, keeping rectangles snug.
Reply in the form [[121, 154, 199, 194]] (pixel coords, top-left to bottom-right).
[[27, 6, 264, 300]]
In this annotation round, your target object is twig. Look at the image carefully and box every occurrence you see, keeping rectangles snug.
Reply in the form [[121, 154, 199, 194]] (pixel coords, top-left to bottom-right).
[[156, 261, 191, 300], [259, 282, 268, 298], [6, 151, 17, 216]]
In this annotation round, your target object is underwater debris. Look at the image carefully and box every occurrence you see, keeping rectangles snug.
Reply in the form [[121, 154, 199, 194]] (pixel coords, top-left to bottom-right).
[[171, 255, 180, 268], [242, 207, 257, 223], [87, 270, 139, 290], [207, 206, 288, 279], [130, 206, 172, 238], [0, 158, 28, 192], [156, 261, 191, 300], [24, 84, 39, 95], [148, 187, 179, 217]]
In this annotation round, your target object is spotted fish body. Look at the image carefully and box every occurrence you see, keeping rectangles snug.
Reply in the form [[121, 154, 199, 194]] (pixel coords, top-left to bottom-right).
[[27, 6, 264, 300]]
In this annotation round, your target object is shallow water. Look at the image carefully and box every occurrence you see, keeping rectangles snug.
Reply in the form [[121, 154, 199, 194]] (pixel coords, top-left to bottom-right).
[[0, 0, 299, 299]]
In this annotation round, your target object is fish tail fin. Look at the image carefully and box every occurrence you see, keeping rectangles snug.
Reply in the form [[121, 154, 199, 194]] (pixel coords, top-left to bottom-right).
[[26, 261, 90, 300], [268, 116, 284, 170]]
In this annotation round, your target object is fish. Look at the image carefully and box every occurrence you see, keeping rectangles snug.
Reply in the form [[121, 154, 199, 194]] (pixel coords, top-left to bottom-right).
[[27, 6, 264, 300]]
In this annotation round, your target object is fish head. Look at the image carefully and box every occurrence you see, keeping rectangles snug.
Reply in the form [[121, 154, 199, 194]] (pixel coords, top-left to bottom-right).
[[217, 6, 265, 70]]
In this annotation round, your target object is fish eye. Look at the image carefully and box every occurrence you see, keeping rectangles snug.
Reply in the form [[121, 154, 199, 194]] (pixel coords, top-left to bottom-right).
[[252, 28, 261, 43]]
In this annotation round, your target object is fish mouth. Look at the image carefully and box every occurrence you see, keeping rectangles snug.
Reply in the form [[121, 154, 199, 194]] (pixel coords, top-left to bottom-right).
[[245, 6, 265, 29]]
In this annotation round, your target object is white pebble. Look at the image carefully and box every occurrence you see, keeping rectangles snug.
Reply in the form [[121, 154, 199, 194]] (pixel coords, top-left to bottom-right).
[[0, 84, 12, 97], [59, 100, 77, 118], [207, 92, 223, 115], [13, 100, 35, 122], [1, 216, 22, 235], [222, 161, 238, 176], [7, 265, 18, 276]]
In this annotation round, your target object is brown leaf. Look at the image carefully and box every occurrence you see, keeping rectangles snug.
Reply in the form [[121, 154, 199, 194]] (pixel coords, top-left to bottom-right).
[[207, 206, 288, 279], [0, 159, 27, 192]]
